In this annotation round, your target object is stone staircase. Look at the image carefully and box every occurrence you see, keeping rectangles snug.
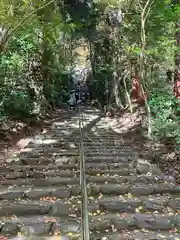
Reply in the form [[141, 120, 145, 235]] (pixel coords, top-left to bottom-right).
[[0, 108, 179, 240]]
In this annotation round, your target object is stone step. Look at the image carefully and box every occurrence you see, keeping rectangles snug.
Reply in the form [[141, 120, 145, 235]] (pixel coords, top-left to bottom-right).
[[22, 147, 135, 157], [0, 173, 153, 186], [20, 150, 79, 158], [87, 166, 173, 183], [1, 163, 172, 185], [27, 139, 130, 145], [29, 141, 130, 149], [21, 147, 78, 153], [46, 131, 78, 137], [0, 200, 82, 217], [59, 139, 125, 144], [84, 135, 124, 138], [5, 231, 180, 240], [4, 168, 137, 180], [89, 213, 180, 231], [87, 133, 122, 136], [21, 151, 137, 160], [27, 142, 77, 148], [0, 201, 68, 217], [90, 231, 180, 240], [88, 195, 180, 213], [84, 143, 131, 148], [0, 176, 79, 187], [0, 186, 81, 200], [0, 164, 137, 181], [65, 136, 123, 142], [1, 169, 167, 186], [50, 117, 91, 124], [85, 156, 135, 163], [89, 183, 180, 196], [19, 156, 79, 165], [2, 169, 79, 180], [85, 154, 136, 159], [2, 212, 180, 238], [1, 179, 177, 199], [0, 215, 81, 237], [0, 108, 179, 239], [85, 152, 136, 158], [18, 155, 136, 165], [85, 147, 133, 151], [84, 140, 123, 144], [38, 136, 124, 142], [87, 175, 166, 184], [87, 168, 137, 176], [0, 164, 78, 173], [33, 134, 122, 139], [0, 162, 136, 174], [29, 144, 126, 151], [86, 162, 136, 170]]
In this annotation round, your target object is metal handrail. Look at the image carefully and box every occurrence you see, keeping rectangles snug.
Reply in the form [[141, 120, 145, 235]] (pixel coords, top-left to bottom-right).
[[77, 90, 90, 240]]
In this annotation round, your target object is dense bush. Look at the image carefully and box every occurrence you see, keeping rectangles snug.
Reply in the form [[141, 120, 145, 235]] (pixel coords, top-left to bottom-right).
[[0, 21, 73, 120], [3, 90, 34, 118], [149, 91, 180, 145]]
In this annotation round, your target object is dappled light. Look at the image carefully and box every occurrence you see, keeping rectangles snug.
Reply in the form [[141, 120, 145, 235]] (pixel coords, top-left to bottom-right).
[[0, 106, 179, 239], [0, 0, 179, 239]]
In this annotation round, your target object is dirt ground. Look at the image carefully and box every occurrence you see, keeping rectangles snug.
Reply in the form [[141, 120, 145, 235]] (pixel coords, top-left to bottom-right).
[[0, 108, 72, 161], [106, 107, 180, 183]]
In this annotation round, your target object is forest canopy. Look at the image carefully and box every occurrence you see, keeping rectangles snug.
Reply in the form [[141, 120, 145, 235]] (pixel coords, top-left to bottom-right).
[[0, 0, 179, 146]]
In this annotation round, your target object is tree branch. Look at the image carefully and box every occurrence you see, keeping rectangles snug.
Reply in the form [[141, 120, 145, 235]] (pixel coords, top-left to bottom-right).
[[144, 0, 155, 22], [1, 0, 55, 53]]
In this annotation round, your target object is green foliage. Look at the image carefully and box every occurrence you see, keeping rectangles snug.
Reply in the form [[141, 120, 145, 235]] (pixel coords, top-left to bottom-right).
[[3, 90, 34, 118], [94, 67, 113, 106], [149, 91, 180, 144], [0, 0, 75, 119]]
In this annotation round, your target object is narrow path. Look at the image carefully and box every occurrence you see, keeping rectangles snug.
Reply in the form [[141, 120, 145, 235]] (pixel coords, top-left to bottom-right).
[[0, 108, 179, 240]]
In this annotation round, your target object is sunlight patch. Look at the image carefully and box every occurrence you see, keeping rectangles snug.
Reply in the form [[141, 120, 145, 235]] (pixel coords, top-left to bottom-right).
[[42, 139, 57, 144], [52, 121, 68, 127], [20, 148, 33, 152]]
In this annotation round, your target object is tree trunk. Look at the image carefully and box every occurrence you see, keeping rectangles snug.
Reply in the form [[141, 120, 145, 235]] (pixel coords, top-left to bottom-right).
[[0, 26, 8, 53], [174, 21, 180, 99], [88, 39, 96, 78]]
